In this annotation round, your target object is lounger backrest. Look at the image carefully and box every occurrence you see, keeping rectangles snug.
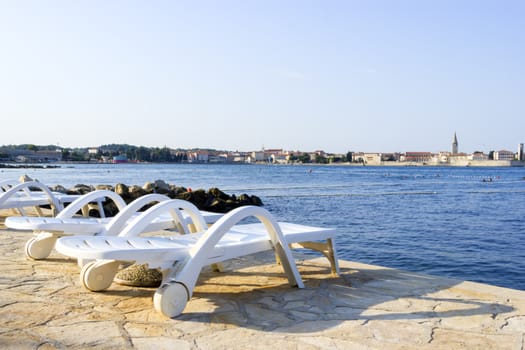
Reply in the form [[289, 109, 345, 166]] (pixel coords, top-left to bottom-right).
[[168, 200, 208, 233], [0, 181, 63, 212], [116, 199, 207, 237], [56, 190, 128, 219], [102, 194, 171, 236]]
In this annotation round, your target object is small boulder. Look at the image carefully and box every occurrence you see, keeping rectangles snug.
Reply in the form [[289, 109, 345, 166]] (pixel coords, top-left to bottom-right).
[[49, 185, 68, 194], [128, 185, 146, 201], [71, 184, 94, 195], [95, 184, 114, 191], [115, 183, 129, 197], [169, 186, 187, 196], [142, 182, 155, 193], [19, 175, 34, 182], [154, 180, 170, 194], [208, 187, 230, 201]]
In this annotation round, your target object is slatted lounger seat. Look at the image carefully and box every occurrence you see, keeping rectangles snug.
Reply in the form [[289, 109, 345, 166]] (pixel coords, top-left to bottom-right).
[[55, 200, 339, 318]]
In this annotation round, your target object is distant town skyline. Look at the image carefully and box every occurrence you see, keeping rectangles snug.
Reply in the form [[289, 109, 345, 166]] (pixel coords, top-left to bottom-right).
[[2, 131, 523, 157], [2, 138, 523, 166], [1, 2, 524, 153]]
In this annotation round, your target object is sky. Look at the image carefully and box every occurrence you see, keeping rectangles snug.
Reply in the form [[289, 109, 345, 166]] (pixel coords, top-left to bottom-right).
[[1, 1, 524, 154]]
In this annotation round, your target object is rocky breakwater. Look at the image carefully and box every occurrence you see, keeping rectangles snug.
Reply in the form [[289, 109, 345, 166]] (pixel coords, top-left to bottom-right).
[[20, 176, 263, 215], [139, 180, 263, 212]]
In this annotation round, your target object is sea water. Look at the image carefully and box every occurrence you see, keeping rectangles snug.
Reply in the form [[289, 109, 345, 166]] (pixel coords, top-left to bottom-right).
[[2, 163, 525, 290]]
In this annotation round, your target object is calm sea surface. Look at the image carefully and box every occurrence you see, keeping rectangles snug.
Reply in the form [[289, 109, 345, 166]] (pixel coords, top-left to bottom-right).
[[3, 163, 525, 290]]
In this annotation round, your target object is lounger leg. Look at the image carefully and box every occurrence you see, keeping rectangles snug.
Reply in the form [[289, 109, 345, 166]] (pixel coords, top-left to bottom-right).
[[16, 207, 27, 216], [34, 206, 44, 217], [80, 260, 121, 292], [153, 267, 190, 318], [188, 223, 224, 272], [211, 263, 224, 272], [273, 243, 304, 288], [81, 204, 90, 217], [290, 239, 340, 275], [25, 232, 58, 260]]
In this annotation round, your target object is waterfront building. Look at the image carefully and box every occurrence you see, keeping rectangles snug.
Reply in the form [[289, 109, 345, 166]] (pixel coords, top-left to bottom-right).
[[518, 143, 524, 161], [231, 152, 248, 163], [308, 150, 326, 162], [403, 152, 433, 163], [469, 152, 489, 161], [448, 152, 469, 165], [208, 154, 228, 163], [112, 155, 128, 163], [494, 150, 515, 161], [250, 151, 266, 163], [360, 153, 382, 165], [438, 151, 451, 163], [6, 149, 62, 163], [381, 153, 400, 161], [187, 150, 209, 163], [270, 153, 288, 164], [263, 149, 284, 163], [352, 152, 365, 163]]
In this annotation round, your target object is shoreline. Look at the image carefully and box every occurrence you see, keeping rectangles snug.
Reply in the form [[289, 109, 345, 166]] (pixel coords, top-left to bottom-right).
[[2, 160, 524, 168]]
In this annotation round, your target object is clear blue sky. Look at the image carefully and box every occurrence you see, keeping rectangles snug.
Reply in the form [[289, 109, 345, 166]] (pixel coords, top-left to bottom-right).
[[1, 1, 524, 154]]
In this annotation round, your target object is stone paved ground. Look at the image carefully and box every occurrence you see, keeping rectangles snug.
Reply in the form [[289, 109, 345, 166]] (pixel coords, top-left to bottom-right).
[[1, 221, 524, 349]]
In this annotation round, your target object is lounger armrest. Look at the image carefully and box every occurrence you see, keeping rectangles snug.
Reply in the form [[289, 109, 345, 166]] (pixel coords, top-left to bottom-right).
[[173, 205, 304, 297]]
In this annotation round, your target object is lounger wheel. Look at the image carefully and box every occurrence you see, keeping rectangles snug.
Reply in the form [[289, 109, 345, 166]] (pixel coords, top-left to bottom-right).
[[25, 236, 57, 260], [80, 260, 120, 292], [153, 282, 189, 318]]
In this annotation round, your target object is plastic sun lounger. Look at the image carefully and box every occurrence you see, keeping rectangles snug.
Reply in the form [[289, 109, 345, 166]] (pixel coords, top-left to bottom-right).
[[5, 190, 223, 260], [0, 180, 81, 217], [55, 199, 339, 318]]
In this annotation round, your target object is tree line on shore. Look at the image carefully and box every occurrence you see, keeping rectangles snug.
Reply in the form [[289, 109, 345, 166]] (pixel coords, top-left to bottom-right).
[[1, 144, 355, 164], [1, 144, 189, 163]]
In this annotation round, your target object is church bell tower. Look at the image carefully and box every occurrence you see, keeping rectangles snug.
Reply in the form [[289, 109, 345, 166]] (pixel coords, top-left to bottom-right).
[[452, 133, 458, 154]]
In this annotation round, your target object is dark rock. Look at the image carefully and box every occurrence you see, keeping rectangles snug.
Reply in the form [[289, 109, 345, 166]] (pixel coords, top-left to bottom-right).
[[142, 182, 155, 193], [50, 185, 68, 194], [154, 180, 170, 194], [208, 187, 230, 201], [95, 184, 114, 191], [70, 184, 94, 195], [100, 201, 120, 217], [207, 198, 227, 212], [176, 189, 208, 209], [115, 183, 129, 197], [128, 185, 146, 201], [170, 186, 187, 196], [251, 195, 263, 206]]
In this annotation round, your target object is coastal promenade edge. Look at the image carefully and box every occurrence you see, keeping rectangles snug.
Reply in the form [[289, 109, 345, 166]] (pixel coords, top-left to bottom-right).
[[1, 221, 524, 349]]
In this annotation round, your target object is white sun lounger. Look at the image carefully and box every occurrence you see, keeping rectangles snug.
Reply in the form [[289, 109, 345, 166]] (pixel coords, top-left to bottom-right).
[[6, 191, 223, 260], [55, 199, 339, 318], [0, 180, 81, 216]]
